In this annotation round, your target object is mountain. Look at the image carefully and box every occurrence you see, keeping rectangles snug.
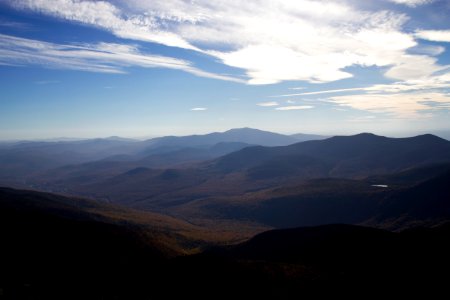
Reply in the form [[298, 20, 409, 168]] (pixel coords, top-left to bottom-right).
[[0, 128, 311, 186], [140, 128, 297, 155], [365, 170, 450, 229], [0, 138, 142, 182], [172, 223, 450, 298], [0, 187, 181, 299], [27, 141, 252, 191], [176, 165, 450, 231], [20, 133, 450, 219], [137, 141, 252, 167], [212, 133, 450, 178], [0, 187, 264, 255]]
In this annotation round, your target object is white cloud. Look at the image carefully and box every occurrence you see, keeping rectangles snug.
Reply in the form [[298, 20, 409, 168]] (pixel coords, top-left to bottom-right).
[[257, 101, 279, 107], [0, 33, 242, 82], [415, 30, 450, 42], [328, 92, 450, 118], [11, 0, 198, 50], [6, 0, 445, 85], [388, 0, 434, 7], [190, 107, 207, 111], [275, 105, 314, 110], [275, 70, 450, 117], [384, 55, 445, 81]]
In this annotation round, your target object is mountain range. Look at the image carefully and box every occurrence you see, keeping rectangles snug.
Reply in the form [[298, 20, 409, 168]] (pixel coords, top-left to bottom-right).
[[1, 128, 450, 298], [19, 132, 448, 220], [0, 128, 325, 183]]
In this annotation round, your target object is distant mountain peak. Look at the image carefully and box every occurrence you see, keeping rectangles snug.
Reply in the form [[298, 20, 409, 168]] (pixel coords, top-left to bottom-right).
[[413, 133, 445, 141], [224, 127, 266, 133]]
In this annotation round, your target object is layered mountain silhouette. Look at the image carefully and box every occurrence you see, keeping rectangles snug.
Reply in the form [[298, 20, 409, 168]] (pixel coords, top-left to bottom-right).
[[0, 128, 309, 183], [21, 133, 450, 216], [140, 127, 299, 152], [212, 133, 450, 177]]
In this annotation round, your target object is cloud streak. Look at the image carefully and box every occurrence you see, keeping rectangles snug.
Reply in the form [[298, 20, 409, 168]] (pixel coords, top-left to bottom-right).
[[257, 101, 279, 107], [388, 0, 434, 7], [274, 72, 450, 97], [0, 33, 243, 82], [275, 105, 314, 111]]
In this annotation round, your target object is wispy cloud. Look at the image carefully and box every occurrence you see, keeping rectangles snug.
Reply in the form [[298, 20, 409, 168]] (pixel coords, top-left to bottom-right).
[[275, 105, 314, 111], [257, 101, 279, 107], [387, 0, 434, 7], [274, 73, 450, 98], [0, 20, 31, 29], [190, 107, 207, 111], [5, 0, 446, 85], [0, 33, 242, 82], [273, 70, 450, 117], [274, 87, 369, 97]]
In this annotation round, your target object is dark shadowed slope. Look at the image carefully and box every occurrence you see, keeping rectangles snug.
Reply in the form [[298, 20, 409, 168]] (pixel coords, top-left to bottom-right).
[[0, 187, 181, 299], [175, 223, 450, 298], [0, 187, 273, 298], [365, 170, 450, 229], [1, 186, 449, 298], [175, 165, 450, 231], [0, 187, 265, 256]]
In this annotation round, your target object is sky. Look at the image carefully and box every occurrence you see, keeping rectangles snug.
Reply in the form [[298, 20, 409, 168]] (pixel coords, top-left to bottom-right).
[[0, 0, 450, 140]]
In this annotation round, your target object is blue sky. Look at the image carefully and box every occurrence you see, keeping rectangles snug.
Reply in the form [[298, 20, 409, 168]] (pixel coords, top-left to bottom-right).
[[0, 0, 449, 139]]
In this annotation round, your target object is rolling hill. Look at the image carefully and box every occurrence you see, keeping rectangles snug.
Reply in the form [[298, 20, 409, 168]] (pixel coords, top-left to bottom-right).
[[1, 185, 449, 298], [175, 223, 450, 298], [175, 165, 450, 231]]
